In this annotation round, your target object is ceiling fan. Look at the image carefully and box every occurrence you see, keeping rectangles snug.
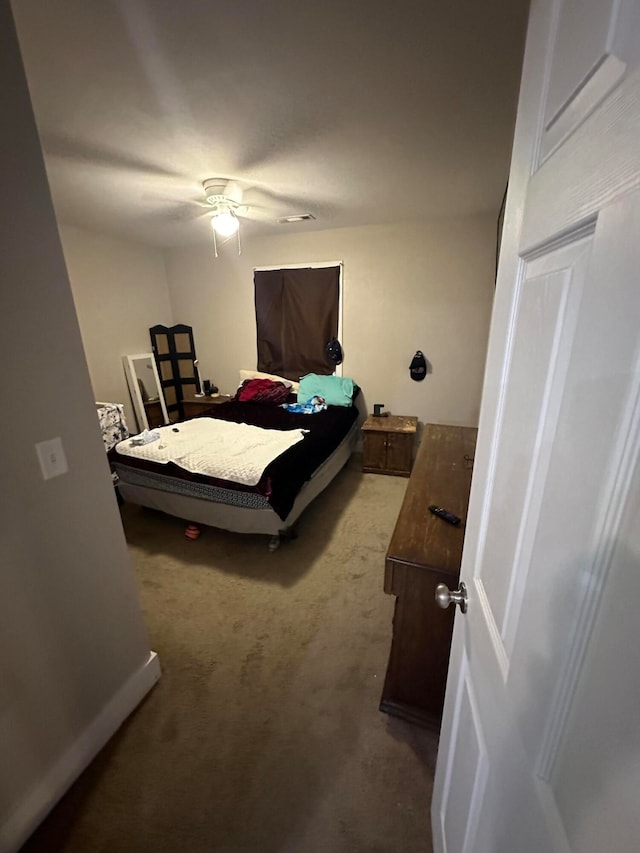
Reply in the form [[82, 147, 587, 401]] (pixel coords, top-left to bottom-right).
[[196, 177, 309, 256], [201, 178, 246, 238], [195, 177, 314, 256], [144, 172, 320, 252], [185, 177, 250, 257]]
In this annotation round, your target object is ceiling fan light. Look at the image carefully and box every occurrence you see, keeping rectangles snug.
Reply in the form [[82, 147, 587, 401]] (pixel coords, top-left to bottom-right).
[[211, 210, 239, 237]]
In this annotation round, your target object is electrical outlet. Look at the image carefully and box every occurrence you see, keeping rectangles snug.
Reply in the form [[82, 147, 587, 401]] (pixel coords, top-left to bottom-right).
[[35, 437, 68, 480]]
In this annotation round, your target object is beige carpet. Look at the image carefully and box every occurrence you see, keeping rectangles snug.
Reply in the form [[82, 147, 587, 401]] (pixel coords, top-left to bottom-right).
[[23, 457, 438, 853]]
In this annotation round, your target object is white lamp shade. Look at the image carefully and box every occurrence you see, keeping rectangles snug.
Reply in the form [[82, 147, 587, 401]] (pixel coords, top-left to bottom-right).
[[211, 210, 239, 237]]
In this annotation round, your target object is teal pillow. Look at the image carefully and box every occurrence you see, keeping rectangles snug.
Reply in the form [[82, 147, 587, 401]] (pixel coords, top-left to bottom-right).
[[298, 373, 355, 407]]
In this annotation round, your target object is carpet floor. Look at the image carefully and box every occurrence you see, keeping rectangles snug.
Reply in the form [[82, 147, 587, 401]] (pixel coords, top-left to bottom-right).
[[23, 457, 438, 853]]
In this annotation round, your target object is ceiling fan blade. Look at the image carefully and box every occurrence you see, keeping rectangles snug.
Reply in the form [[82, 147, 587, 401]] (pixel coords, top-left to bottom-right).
[[236, 205, 275, 223], [149, 203, 212, 223], [223, 179, 244, 204], [144, 191, 210, 209], [40, 132, 200, 186], [239, 183, 322, 223], [179, 207, 213, 222]]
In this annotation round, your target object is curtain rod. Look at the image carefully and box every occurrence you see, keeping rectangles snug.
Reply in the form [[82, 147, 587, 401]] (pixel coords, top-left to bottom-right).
[[253, 261, 343, 271]]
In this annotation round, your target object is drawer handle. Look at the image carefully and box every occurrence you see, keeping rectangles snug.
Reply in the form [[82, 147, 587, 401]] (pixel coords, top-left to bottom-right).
[[435, 582, 468, 614]]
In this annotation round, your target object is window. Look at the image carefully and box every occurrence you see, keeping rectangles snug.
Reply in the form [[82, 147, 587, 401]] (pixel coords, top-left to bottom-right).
[[253, 264, 342, 380]]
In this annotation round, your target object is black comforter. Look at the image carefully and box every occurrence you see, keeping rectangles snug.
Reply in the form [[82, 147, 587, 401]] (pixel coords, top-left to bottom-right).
[[109, 400, 358, 520]]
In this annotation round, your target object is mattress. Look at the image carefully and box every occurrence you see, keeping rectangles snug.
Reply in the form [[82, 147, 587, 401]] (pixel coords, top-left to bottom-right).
[[110, 399, 358, 520]]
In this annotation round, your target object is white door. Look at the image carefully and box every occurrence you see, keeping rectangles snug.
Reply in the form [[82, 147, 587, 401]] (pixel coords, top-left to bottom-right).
[[432, 1, 640, 851]]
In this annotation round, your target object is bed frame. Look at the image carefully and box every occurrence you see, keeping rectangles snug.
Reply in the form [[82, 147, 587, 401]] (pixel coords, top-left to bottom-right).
[[117, 420, 359, 549]]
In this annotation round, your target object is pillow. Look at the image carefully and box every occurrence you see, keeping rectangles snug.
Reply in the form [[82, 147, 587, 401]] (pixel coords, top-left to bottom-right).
[[235, 378, 292, 404], [297, 373, 355, 407], [238, 369, 300, 393]]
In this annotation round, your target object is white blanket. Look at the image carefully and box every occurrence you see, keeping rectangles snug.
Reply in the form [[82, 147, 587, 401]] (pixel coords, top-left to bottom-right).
[[115, 418, 307, 486]]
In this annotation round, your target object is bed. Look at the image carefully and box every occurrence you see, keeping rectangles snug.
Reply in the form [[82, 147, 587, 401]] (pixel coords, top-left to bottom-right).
[[109, 379, 359, 549]]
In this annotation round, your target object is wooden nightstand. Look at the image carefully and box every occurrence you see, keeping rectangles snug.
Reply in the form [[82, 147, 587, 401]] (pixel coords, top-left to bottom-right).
[[361, 414, 418, 477], [182, 393, 232, 418]]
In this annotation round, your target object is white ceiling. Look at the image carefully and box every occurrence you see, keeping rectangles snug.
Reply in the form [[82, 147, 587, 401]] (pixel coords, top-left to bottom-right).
[[12, 0, 530, 247]]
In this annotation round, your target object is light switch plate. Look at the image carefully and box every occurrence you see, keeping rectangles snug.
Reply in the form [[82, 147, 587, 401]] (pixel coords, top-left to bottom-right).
[[35, 437, 68, 480]]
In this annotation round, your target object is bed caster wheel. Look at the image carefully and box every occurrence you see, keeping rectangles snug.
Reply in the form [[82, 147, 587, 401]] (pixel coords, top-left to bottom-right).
[[268, 535, 281, 552], [268, 527, 297, 551]]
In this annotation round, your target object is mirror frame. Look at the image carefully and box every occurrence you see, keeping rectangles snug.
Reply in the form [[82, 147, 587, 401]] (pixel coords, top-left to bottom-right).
[[123, 353, 170, 432]]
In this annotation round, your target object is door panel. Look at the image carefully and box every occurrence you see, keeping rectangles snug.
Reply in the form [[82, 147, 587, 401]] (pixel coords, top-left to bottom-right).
[[544, 0, 618, 124], [540, 0, 632, 160], [544, 0, 621, 121], [440, 656, 487, 853], [511, 197, 640, 768], [477, 239, 589, 643], [531, 0, 640, 241], [551, 461, 640, 853]]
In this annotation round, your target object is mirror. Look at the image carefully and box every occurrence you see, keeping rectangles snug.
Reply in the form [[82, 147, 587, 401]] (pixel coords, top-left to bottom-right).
[[123, 353, 170, 432]]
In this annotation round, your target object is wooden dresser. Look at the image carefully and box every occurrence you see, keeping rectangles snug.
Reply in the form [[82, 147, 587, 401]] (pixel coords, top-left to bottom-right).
[[380, 423, 477, 730]]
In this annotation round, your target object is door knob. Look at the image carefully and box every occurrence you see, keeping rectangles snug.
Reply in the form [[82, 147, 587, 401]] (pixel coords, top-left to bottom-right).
[[435, 582, 468, 614]]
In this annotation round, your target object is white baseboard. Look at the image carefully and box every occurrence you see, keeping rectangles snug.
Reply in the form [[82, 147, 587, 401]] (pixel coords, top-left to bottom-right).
[[1, 650, 161, 853]]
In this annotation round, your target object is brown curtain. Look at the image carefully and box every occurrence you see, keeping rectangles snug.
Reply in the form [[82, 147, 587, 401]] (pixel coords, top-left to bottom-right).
[[254, 266, 339, 380]]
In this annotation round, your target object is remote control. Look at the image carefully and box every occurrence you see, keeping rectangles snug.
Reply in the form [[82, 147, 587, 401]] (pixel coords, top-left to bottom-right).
[[429, 505, 461, 526]]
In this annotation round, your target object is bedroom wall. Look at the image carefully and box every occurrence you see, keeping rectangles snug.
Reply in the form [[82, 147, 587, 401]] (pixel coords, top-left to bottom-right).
[[164, 215, 496, 432], [0, 9, 158, 850], [59, 226, 174, 430]]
